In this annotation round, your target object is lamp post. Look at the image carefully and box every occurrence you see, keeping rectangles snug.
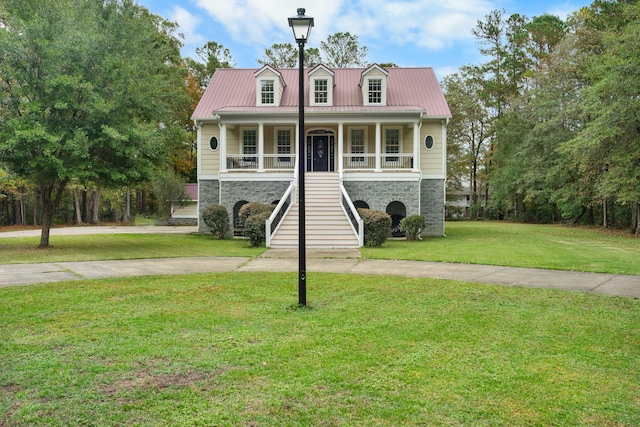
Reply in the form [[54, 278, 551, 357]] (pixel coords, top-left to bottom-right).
[[288, 8, 314, 306]]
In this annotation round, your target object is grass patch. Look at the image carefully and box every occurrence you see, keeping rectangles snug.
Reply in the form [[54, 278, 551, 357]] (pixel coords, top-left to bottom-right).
[[363, 222, 640, 275], [1, 272, 639, 425], [0, 234, 265, 264]]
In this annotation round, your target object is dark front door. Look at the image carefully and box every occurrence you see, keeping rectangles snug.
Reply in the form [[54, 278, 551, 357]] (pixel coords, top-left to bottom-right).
[[307, 133, 335, 172], [313, 136, 329, 172]]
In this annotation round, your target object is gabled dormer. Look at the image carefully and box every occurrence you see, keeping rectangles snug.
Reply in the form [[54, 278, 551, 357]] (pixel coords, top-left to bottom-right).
[[308, 64, 335, 107], [255, 65, 286, 107], [360, 64, 389, 106]]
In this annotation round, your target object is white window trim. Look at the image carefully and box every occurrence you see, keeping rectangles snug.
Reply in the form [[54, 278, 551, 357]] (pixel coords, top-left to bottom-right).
[[310, 76, 333, 106], [257, 79, 276, 106], [348, 126, 368, 164], [363, 76, 387, 106], [273, 127, 295, 154], [241, 128, 258, 155], [383, 126, 403, 155]]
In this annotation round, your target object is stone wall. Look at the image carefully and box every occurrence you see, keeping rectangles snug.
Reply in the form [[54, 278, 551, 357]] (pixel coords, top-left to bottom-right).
[[198, 179, 290, 235], [342, 180, 420, 216], [420, 179, 445, 236]]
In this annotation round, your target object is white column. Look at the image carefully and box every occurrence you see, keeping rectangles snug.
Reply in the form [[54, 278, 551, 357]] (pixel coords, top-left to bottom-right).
[[413, 120, 420, 172], [338, 122, 344, 175], [258, 122, 265, 172], [220, 122, 227, 173], [196, 122, 202, 177], [375, 122, 382, 172]]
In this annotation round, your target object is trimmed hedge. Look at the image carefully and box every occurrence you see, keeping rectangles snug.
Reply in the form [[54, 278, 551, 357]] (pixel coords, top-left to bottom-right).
[[244, 210, 272, 247], [358, 208, 391, 247], [400, 214, 426, 240], [202, 204, 229, 239], [238, 202, 275, 228]]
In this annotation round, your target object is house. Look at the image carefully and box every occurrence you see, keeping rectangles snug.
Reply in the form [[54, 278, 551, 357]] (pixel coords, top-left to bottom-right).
[[191, 64, 451, 248], [169, 183, 198, 225]]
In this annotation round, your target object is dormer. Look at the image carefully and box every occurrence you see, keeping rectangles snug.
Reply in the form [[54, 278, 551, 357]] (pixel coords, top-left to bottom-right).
[[255, 65, 286, 107], [308, 64, 335, 107], [360, 64, 389, 106]]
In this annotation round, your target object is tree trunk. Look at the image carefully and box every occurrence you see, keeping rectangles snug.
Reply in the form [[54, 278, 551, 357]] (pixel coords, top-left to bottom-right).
[[122, 186, 132, 223], [89, 189, 100, 224], [603, 199, 608, 229], [73, 188, 83, 225], [39, 180, 69, 248], [12, 195, 22, 226], [573, 206, 587, 225], [33, 188, 39, 226], [631, 200, 639, 235], [19, 188, 26, 225]]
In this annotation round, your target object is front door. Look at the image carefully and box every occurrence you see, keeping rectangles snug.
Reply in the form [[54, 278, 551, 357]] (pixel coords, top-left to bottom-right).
[[307, 133, 335, 172]]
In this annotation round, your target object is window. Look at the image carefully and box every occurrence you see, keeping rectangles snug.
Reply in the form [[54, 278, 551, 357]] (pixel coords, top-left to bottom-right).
[[261, 80, 274, 104], [385, 128, 400, 162], [242, 130, 257, 156], [424, 135, 434, 150], [368, 79, 382, 104], [314, 79, 328, 104], [350, 129, 365, 163], [209, 136, 218, 151], [277, 129, 291, 162]]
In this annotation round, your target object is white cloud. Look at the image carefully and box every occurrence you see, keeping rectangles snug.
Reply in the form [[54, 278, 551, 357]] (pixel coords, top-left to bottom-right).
[[170, 6, 205, 47]]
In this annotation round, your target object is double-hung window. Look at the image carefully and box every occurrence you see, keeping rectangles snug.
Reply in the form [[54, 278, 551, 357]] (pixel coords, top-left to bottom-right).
[[314, 79, 328, 104], [385, 128, 400, 163], [368, 79, 382, 104], [350, 129, 365, 164], [261, 80, 274, 105], [276, 129, 291, 163], [242, 130, 257, 165]]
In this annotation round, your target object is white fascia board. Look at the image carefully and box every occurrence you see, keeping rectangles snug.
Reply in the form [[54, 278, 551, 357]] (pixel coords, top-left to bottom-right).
[[219, 172, 295, 182], [342, 171, 421, 182]]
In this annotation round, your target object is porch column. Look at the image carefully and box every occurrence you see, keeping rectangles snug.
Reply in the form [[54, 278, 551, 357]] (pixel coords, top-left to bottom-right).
[[258, 122, 265, 172], [220, 122, 227, 173], [338, 122, 344, 174], [375, 121, 382, 172], [413, 120, 420, 172]]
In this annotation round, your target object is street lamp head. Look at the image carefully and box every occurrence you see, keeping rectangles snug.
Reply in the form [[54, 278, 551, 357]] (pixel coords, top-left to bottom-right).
[[288, 8, 314, 44]]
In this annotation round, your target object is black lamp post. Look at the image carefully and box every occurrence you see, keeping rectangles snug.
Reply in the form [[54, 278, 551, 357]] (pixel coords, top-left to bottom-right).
[[288, 8, 314, 306]]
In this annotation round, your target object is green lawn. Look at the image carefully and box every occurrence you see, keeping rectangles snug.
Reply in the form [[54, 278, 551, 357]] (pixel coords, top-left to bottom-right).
[[363, 221, 640, 275], [0, 233, 266, 264], [1, 222, 639, 275], [1, 272, 639, 426]]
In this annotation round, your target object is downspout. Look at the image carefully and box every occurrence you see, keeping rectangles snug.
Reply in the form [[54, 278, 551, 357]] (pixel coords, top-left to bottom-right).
[[215, 115, 223, 205], [417, 112, 423, 215]]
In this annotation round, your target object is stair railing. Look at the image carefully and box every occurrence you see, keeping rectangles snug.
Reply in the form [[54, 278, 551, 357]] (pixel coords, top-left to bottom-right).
[[339, 181, 364, 247], [265, 154, 299, 247]]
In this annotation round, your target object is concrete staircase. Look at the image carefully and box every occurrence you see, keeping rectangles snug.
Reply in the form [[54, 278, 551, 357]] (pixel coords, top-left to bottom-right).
[[269, 172, 360, 249]]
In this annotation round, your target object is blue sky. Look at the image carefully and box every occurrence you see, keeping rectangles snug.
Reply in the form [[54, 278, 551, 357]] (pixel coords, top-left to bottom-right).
[[138, 0, 593, 79]]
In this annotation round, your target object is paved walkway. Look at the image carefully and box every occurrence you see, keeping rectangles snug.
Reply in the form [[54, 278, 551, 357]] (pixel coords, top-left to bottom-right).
[[1, 246, 638, 298]]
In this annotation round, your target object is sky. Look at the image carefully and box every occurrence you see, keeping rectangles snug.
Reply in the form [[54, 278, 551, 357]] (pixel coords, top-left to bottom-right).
[[138, 0, 593, 80]]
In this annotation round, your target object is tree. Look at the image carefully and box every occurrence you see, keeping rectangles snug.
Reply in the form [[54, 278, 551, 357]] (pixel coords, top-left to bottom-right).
[[184, 41, 235, 90], [0, 0, 191, 247], [320, 32, 368, 68], [257, 43, 320, 68]]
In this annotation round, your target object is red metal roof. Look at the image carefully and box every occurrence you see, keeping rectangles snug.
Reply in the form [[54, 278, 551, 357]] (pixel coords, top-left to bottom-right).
[[192, 67, 451, 120]]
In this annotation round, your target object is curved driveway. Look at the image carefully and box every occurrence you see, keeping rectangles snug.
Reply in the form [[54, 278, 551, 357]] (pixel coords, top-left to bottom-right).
[[1, 226, 638, 298]]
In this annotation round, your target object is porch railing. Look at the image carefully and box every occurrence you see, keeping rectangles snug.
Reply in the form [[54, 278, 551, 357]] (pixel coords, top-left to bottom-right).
[[226, 154, 296, 171], [340, 182, 364, 247], [343, 153, 414, 170]]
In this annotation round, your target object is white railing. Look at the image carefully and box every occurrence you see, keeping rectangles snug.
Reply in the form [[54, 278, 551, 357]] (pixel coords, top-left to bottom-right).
[[265, 154, 299, 247], [340, 182, 364, 247], [263, 154, 296, 170], [343, 153, 414, 170]]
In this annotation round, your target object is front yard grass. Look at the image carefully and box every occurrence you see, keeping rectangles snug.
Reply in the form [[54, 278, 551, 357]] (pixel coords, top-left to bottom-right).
[[1, 272, 639, 426], [363, 221, 640, 275], [0, 233, 266, 264]]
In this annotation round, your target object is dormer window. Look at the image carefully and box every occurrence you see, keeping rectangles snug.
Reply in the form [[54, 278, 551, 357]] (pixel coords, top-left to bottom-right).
[[261, 80, 275, 104], [255, 65, 285, 106], [368, 79, 382, 104], [361, 64, 388, 106], [314, 79, 328, 104], [309, 64, 334, 106]]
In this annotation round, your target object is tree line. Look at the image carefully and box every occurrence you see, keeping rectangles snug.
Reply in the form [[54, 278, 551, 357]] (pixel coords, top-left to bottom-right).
[[444, 0, 640, 233]]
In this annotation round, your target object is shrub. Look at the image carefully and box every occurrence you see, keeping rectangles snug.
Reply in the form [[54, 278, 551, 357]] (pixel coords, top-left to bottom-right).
[[202, 205, 229, 239], [244, 210, 272, 247], [238, 202, 275, 228], [400, 215, 426, 240], [358, 208, 391, 247]]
